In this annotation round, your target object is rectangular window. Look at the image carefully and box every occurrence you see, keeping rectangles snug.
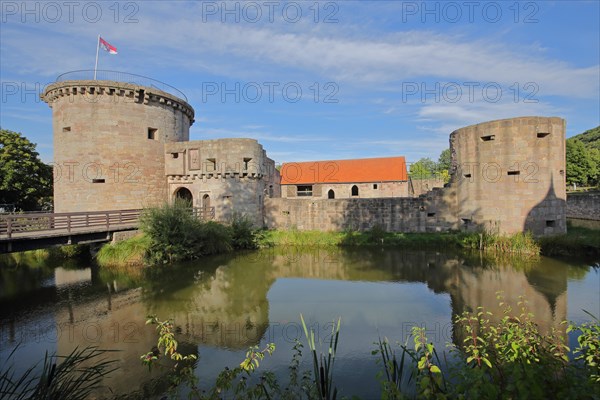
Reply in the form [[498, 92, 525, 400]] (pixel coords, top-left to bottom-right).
[[546, 220, 556, 227], [507, 171, 520, 176], [461, 218, 471, 225], [297, 185, 313, 197], [92, 179, 105, 183], [243, 157, 252, 170], [537, 132, 550, 138], [427, 212, 436, 217], [148, 127, 157, 140], [463, 173, 472, 178], [480, 135, 495, 141], [171, 153, 179, 159], [373, 184, 378, 189], [62, 127, 71, 132]]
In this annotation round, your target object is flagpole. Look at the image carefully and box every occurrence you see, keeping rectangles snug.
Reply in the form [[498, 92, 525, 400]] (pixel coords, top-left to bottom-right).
[[94, 34, 100, 80]]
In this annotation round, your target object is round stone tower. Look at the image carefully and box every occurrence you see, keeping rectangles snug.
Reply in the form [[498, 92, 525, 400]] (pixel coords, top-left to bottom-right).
[[41, 77, 194, 212], [450, 116, 566, 235]]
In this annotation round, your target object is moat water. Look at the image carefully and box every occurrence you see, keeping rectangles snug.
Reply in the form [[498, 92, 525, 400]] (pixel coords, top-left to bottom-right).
[[1, 248, 598, 399]]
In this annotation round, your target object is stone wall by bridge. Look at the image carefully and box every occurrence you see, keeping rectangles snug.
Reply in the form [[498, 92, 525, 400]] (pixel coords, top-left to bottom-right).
[[566, 192, 600, 221]]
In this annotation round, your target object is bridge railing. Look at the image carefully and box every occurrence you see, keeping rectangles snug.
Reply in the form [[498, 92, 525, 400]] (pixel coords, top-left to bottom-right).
[[0, 207, 215, 239]]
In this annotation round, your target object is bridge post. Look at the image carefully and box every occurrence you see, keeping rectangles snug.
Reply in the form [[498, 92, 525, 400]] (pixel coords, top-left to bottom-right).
[[7, 217, 12, 239]]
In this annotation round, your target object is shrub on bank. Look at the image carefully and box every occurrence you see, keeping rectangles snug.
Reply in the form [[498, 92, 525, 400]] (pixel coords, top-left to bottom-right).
[[140, 201, 235, 265], [97, 202, 260, 266]]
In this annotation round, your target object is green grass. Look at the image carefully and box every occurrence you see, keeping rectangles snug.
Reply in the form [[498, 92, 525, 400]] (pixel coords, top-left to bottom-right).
[[258, 229, 346, 247], [96, 234, 150, 268], [539, 223, 600, 258], [258, 228, 541, 256]]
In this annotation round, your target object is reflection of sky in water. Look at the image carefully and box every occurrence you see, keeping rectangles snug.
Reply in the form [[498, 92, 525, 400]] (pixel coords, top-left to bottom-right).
[[1, 250, 599, 399], [568, 267, 600, 324], [267, 279, 452, 399]]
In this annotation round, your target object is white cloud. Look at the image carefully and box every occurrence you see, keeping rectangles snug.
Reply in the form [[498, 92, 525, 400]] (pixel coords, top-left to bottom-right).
[[2, 4, 598, 99]]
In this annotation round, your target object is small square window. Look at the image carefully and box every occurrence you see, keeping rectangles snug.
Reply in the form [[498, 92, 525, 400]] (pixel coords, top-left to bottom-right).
[[148, 128, 157, 140], [62, 126, 71, 132], [373, 184, 378, 189], [546, 220, 556, 227], [171, 153, 179, 159]]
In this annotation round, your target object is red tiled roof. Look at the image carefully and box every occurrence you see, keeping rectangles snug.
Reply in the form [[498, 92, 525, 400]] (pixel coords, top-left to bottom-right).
[[280, 156, 408, 185]]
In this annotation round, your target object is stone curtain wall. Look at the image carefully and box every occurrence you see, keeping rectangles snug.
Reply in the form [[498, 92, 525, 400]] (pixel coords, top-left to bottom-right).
[[265, 186, 458, 232], [566, 193, 600, 221], [410, 178, 445, 197]]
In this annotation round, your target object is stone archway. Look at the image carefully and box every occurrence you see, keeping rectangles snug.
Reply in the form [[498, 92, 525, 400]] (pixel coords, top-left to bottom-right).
[[174, 187, 193, 204]]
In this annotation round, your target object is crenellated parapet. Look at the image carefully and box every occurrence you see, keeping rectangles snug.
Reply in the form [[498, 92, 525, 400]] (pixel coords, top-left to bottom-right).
[[41, 80, 194, 123]]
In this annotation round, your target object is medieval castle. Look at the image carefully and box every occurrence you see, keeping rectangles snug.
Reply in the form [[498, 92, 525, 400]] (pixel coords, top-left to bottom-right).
[[41, 76, 566, 236]]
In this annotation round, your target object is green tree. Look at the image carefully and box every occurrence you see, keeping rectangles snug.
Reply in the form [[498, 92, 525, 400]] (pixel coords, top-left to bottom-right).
[[566, 139, 597, 187], [0, 129, 53, 210], [589, 148, 600, 186], [409, 157, 436, 180], [437, 148, 451, 171]]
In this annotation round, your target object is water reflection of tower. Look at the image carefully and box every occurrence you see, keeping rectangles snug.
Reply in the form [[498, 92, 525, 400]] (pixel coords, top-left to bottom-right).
[[447, 258, 568, 347]]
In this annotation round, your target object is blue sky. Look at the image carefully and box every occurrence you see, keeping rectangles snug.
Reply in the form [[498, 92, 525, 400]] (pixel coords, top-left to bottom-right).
[[1, 0, 599, 164]]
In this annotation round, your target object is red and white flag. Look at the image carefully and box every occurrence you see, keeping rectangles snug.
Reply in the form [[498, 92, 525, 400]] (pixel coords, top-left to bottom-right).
[[99, 37, 117, 54]]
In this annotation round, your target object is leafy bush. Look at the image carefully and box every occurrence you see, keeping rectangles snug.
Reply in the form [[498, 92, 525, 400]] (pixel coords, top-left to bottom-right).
[[230, 213, 258, 250], [375, 295, 600, 399], [138, 201, 239, 265]]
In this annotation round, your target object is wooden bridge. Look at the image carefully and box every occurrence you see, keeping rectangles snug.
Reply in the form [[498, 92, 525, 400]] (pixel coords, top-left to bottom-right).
[[0, 208, 215, 254]]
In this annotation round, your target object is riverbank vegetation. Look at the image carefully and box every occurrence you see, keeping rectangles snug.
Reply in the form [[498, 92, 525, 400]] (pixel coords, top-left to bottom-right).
[[258, 227, 542, 257], [135, 297, 600, 399], [539, 223, 600, 259], [0, 244, 90, 268], [94, 206, 600, 268], [97, 202, 259, 267]]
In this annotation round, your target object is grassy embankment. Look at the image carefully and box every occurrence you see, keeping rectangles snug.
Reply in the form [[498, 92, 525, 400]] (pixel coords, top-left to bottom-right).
[[261, 224, 600, 259], [95, 227, 543, 268], [539, 224, 600, 258], [6, 222, 598, 269]]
